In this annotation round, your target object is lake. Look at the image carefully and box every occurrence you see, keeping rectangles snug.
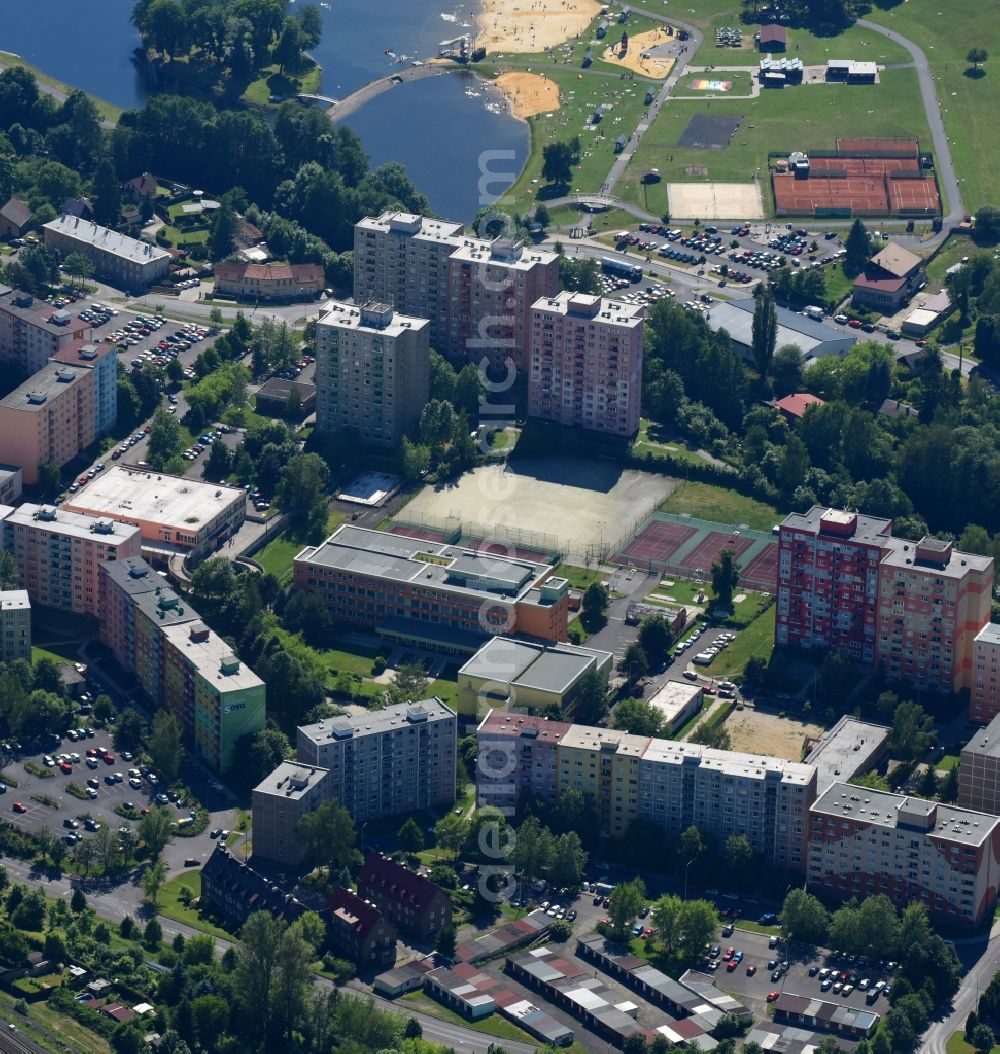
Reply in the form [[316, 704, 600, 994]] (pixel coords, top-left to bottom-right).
[[0, 0, 527, 218]]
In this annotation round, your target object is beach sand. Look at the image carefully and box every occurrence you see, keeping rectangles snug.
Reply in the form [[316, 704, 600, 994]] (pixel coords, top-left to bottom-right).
[[496, 71, 561, 117], [477, 0, 601, 54], [601, 27, 677, 78]]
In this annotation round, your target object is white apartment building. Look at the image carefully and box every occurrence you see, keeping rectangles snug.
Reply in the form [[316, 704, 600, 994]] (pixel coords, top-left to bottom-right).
[[807, 781, 1000, 927], [43, 216, 170, 291], [639, 740, 817, 871], [528, 292, 645, 438], [314, 300, 430, 448], [295, 699, 457, 822], [0, 590, 30, 661]]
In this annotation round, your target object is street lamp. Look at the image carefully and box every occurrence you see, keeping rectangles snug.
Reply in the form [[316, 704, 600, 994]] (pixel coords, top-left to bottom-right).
[[684, 859, 692, 900], [360, 820, 369, 857]]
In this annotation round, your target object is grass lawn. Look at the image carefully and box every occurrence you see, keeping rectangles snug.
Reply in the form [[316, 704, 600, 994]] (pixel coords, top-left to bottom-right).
[[674, 71, 752, 97], [158, 872, 238, 943], [865, 0, 1000, 213], [937, 754, 960, 772], [704, 605, 775, 678], [654, 576, 708, 606], [554, 562, 603, 590], [0, 51, 123, 124], [401, 992, 536, 1044], [926, 234, 977, 287], [253, 512, 344, 582], [946, 1032, 1000, 1054], [162, 224, 208, 247], [242, 60, 322, 106], [660, 480, 779, 531], [618, 68, 932, 216], [634, 420, 720, 466], [822, 262, 854, 309], [31, 642, 79, 666]]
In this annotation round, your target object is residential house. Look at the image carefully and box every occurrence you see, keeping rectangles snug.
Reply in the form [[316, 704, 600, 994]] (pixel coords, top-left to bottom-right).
[[852, 242, 926, 311], [357, 854, 453, 940], [0, 198, 32, 239], [327, 886, 397, 968]]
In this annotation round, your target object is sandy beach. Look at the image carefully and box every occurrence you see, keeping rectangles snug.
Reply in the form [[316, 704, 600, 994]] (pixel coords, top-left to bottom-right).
[[477, 0, 601, 54], [601, 27, 677, 78], [496, 71, 561, 117]]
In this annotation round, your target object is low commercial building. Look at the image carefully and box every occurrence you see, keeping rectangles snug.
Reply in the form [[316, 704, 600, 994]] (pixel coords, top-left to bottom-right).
[[644, 679, 703, 735], [804, 716, 890, 791], [0, 503, 141, 619], [296, 699, 457, 823], [807, 781, 1000, 927], [0, 362, 97, 484], [457, 636, 612, 717], [328, 886, 397, 968], [773, 994, 879, 1040], [63, 466, 247, 562], [0, 590, 30, 661], [161, 620, 266, 772], [254, 377, 316, 419], [852, 243, 926, 312], [251, 762, 331, 866], [293, 525, 570, 653], [758, 23, 787, 50], [357, 854, 453, 939], [959, 714, 1000, 814], [901, 291, 952, 337], [213, 261, 325, 302], [706, 298, 856, 366], [454, 911, 550, 963], [425, 965, 497, 1020], [43, 216, 170, 292]]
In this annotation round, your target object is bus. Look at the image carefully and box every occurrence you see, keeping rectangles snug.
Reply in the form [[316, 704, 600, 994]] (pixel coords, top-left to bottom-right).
[[601, 256, 643, 282]]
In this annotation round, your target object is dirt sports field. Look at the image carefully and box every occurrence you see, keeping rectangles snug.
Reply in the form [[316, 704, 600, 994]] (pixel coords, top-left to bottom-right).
[[602, 28, 677, 79], [496, 72, 561, 117], [668, 181, 764, 220], [722, 708, 822, 762]]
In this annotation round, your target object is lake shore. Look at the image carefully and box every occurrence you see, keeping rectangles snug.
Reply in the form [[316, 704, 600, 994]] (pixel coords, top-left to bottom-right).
[[475, 0, 601, 54], [495, 70, 561, 117]]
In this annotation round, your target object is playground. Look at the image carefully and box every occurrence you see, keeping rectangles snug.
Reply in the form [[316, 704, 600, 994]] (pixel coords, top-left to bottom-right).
[[601, 27, 678, 79]]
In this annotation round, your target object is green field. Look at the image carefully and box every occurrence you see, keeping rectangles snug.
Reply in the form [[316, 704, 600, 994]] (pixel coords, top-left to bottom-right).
[[158, 872, 238, 943], [401, 992, 535, 1044], [253, 512, 344, 582], [618, 68, 933, 215], [703, 604, 775, 677], [660, 480, 779, 531], [865, 0, 1000, 213]]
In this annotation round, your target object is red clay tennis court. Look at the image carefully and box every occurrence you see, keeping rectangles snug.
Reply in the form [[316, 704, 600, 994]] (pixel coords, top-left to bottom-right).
[[388, 525, 453, 543], [679, 531, 755, 575], [773, 171, 939, 216], [836, 137, 919, 155], [811, 156, 921, 177], [615, 519, 698, 564], [741, 544, 779, 591]]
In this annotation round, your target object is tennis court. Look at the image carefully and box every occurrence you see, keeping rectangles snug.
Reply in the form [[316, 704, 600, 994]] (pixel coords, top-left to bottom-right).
[[465, 539, 553, 563], [616, 519, 698, 564], [836, 136, 919, 155], [741, 544, 779, 592], [683, 530, 755, 574]]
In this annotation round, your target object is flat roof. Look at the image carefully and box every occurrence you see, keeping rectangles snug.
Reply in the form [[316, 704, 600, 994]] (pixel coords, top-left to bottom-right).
[[1, 503, 139, 545], [708, 298, 856, 360], [254, 761, 329, 800], [532, 291, 644, 329], [559, 725, 650, 758], [449, 236, 558, 272], [780, 505, 893, 546], [317, 300, 429, 338], [64, 466, 246, 533], [0, 590, 29, 611], [295, 524, 552, 602], [805, 716, 889, 792], [641, 738, 815, 785], [0, 363, 88, 409], [963, 714, 1000, 759], [977, 623, 1000, 648], [160, 621, 264, 691], [460, 637, 610, 694], [43, 216, 170, 265], [811, 781, 998, 845], [299, 697, 455, 747], [645, 680, 703, 722], [357, 211, 465, 244], [477, 710, 573, 743], [879, 536, 992, 578]]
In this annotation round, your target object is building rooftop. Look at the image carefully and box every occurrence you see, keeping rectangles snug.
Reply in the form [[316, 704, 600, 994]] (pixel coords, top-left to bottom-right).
[[0, 503, 139, 544], [879, 535, 992, 578], [253, 761, 329, 801], [811, 781, 999, 845], [0, 362, 88, 409], [780, 505, 893, 546], [533, 291, 644, 329], [559, 725, 650, 758], [477, 709, 573, 743], [449, 236, 558, 273], [49, 341, 115, 368], [707, 298, 856, 361], [298, 697, 455, 747], [804, 716, 889, 792], [317, 300, 429, 338], [294, 524, 553, 602], [0, 590, 29, 612], [214, 261, 323, 284], [160, 621, 264, 692], [870, 242, 922, 278], [43, 215, 170, 265], [359, 853, 448, 912], [962, 712, 1000, 759], [460, 637, 610, 694], [645, 680, 703, 724], [63, 466, 246, 533], [132, 584, 198, 631], [357, 211, 465, 244], [641, 738, 816, 784], [775, 392, 825, 419], [0, 288, 91, 337]]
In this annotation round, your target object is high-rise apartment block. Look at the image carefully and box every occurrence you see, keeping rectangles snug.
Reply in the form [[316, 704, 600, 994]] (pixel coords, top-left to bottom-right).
[[251, 762, 332, 866], [0, 503, 141, 619], [0, 288, 93, 377], [959, 714, 1000, 814], [528, 292, 644, 438], [0, 590, 30, 662], [808, 782, 1000, 927], [295, 699, 457, 821], [476, 711, 816, 865], [99, 555, 265, 772], [971, 624, 1000, 725], [777, 507, 993, 694], [352, 212, 559, 367], [314, 300, 430, 448]]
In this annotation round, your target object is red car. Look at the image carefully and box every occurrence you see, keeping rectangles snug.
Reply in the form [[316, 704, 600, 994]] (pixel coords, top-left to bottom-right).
[[767, 991, 779, 1002], [847, 319, 863, 329], [12, 801, 26, 813], [746, 964, 757, 976], [60, 762, 72, 774], [86, 748, 97, 757], [723, 948, 735, 960], [103, 753, 114, 764], [726, 959, 739, 971]]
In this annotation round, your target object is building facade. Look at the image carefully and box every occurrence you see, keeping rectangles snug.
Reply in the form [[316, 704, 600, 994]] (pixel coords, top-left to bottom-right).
[[972, 624, 1000, 725], [295, 699, 457, 822], [328, 886, 397, 968], [42, 216, 170, 291], [477, 711, 573, 815], [0, 590, 30, 661], [0, 363, 97, 484], [959, 714, 1000, 814], [49, 342, 117, 436], [777, 507, 993, 693], [314, 301, 430, 448], [357, 854, 453, 939], [161, 621, 266, 772], [199, 847, 308, 928], [0, 289, 93, 377], [251, 762, 331, 866], [528, 293, 644, 438], [852, 243, 926, 312], [213, 261, 325, 302], [807, 781, 1000, 927], [293, 525, 570, 653], [0, 504, 141, 619]]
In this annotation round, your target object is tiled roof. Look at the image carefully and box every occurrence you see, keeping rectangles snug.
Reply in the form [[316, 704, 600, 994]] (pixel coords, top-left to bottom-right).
[[359, 854, 446, 912], [328, 885, 383, 938], [775, 393, 824, 418], [214, 260, 324, 283]]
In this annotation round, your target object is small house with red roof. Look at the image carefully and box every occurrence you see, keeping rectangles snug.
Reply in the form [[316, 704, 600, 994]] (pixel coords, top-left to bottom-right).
[[327, 886, 397, 968], [358, 854, 453, 940], [775, 392, 825, 422], [852, 242, 925, 312]]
